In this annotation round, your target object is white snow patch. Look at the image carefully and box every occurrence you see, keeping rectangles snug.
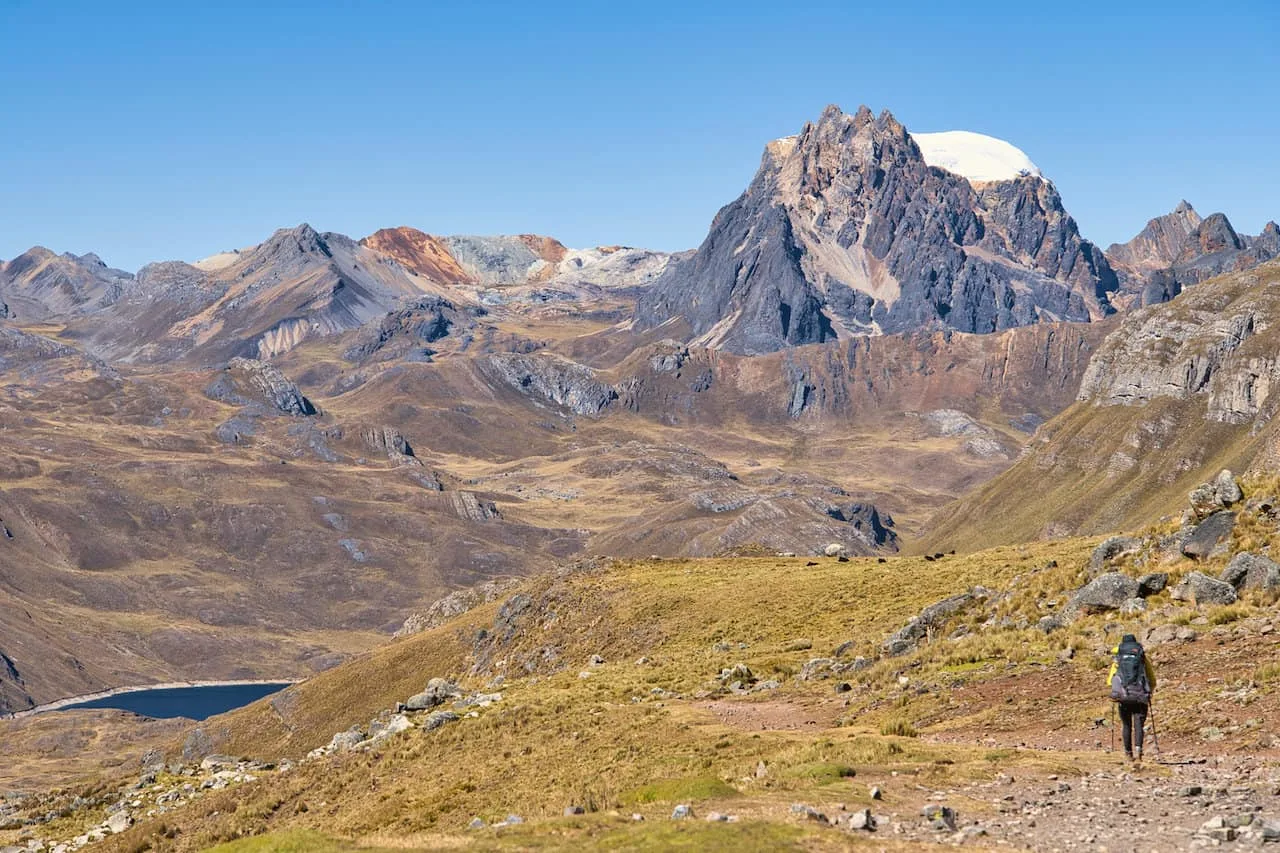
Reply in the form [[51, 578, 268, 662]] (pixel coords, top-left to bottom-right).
[[912, 130, 1041, 183]]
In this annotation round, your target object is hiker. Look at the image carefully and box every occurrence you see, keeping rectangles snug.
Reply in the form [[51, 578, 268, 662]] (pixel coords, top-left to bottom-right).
[[1108, 633, 1156, 761]]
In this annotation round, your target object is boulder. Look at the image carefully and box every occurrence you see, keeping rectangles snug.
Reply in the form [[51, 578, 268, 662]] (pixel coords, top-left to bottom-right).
[[1120, 598, 1147, 615], [328, 728, 365, 751], [1171, 571, 1238, 605], [404, 678, 460, 711], [1181, 511, 1236, 559], [1214, 469, 1243, 506], [105, 812, 132, 834], [883, 593, 973, 654], [1068, 572, 1140, 615], [823, 543, 847, 558], [1136, 572, 1168, 597], [1145, 623, 1198, 646], [1088, 536, 1142, 575], [1188, 484, 1221, 520], [422, 710, 459, 731], [1220, 552, 1280, 591]]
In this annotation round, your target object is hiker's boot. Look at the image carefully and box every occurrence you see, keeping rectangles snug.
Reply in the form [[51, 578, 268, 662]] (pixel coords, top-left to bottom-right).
[[1134, 747, 1143, 765]]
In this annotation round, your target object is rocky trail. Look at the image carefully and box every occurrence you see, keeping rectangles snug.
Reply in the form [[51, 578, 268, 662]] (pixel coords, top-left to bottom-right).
[[888, 755, 1280, 850]]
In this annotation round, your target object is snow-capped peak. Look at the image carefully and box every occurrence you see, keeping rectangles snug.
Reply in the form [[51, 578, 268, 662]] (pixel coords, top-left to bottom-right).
[[911, 130, 1041, 184]]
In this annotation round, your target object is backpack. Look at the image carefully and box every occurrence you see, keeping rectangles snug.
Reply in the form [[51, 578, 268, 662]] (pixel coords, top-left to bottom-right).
[[1110, 638, 1151, 703]]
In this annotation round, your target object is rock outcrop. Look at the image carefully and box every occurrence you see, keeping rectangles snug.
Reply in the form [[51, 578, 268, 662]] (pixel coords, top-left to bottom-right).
[[206, 358, 316, 416], [635, 104, 1118, 354], [480, 352, 617, 416]]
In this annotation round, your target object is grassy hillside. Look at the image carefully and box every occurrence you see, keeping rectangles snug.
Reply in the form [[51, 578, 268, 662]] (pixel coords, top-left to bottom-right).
[[2, 515, 1266, 852]]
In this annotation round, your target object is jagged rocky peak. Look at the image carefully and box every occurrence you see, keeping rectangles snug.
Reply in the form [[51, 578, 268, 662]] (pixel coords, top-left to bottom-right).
[[1106, 202, 1280, 307], [635, 104, 1118, 354]]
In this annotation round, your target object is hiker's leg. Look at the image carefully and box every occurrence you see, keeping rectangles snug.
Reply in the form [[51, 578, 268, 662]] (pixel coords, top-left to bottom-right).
[[1119, 704, 1134, 755], [1132, 704, 1147, 751]]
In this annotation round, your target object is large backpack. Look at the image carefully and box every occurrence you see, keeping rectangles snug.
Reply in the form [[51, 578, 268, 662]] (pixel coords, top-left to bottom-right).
[[1110, 638, 1151, 703]]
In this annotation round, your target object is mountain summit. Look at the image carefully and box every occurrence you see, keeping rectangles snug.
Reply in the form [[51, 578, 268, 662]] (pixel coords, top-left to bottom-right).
[[635, 105, 1118, 354]]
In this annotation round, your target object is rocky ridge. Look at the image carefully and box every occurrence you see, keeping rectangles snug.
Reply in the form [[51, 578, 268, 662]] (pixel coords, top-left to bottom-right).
[[1107, 201, 1280, 307]]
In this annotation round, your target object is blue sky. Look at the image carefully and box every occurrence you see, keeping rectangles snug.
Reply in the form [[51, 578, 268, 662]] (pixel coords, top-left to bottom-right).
[[1, 0, 1277, 271]]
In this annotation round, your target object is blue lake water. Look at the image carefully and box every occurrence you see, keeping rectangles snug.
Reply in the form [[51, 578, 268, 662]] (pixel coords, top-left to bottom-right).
[[60, 683, 292, 720]]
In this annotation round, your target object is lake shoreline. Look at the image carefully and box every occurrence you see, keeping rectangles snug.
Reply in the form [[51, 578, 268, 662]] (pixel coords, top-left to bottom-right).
[[4, 679, 301, 720]]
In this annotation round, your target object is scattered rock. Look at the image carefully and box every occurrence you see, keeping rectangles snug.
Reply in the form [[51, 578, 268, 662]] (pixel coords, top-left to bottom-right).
[[671, 804, 693, 820], [1137, 572, 1168, 597], [328, 728, 365, 752], [824, 543, 847, 558], [564, 805, 585, 816], [922, 804, 958, 831], [848, 808, 875, 831], [104, 812, 131, 834], [404, 678, 460, 711], [1171, 571, 1238, 605]]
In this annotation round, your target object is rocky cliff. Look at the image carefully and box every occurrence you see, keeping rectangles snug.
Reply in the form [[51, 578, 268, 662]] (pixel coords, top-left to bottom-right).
[[1106, 201, 1280, 307], [635, 104, 1118, 354], [927, 259, 1280, 549]]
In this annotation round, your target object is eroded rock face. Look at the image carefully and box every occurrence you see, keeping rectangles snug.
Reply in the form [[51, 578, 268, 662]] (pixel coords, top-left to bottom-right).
[[1077, 265, 1280, 424], [206, 358, 316, 416], [636, 104, 1118, 354], [480, 352, 617, 416]]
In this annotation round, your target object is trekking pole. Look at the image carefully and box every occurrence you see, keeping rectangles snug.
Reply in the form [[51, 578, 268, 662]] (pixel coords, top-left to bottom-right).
[[1109, 701, 1115, 753], [1148, 701, 1161, 757]]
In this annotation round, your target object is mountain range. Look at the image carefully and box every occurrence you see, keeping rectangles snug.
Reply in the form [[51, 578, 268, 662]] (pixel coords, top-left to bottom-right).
[[0, 103, 1278, 718]]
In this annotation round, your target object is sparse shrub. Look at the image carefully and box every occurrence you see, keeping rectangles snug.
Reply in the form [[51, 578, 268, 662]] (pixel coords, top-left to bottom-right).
[[879, 717, 918, 737], [1209, 605, 1248, 625]]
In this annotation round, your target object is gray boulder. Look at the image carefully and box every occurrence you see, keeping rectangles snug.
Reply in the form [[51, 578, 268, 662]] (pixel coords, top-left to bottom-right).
[[422, 710, 459, 731], [328, 727, 365, 752], [1220, 552, 1280, 591], [1188, 484, 1221, 520], [404, 677, 459, 711], [1171, 571, 1238, 605], [1088, 536, 1142, 575], [883, 593, 973, 656], [1214, 469, 1244, 506], [1136, 573, 1168, 597], [1181, 511, 1236, 559], [1068, 572, 1140, 615]]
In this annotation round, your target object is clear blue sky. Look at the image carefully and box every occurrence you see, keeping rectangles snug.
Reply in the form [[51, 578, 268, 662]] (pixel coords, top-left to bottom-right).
[[2, 0, 1277, 271]]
